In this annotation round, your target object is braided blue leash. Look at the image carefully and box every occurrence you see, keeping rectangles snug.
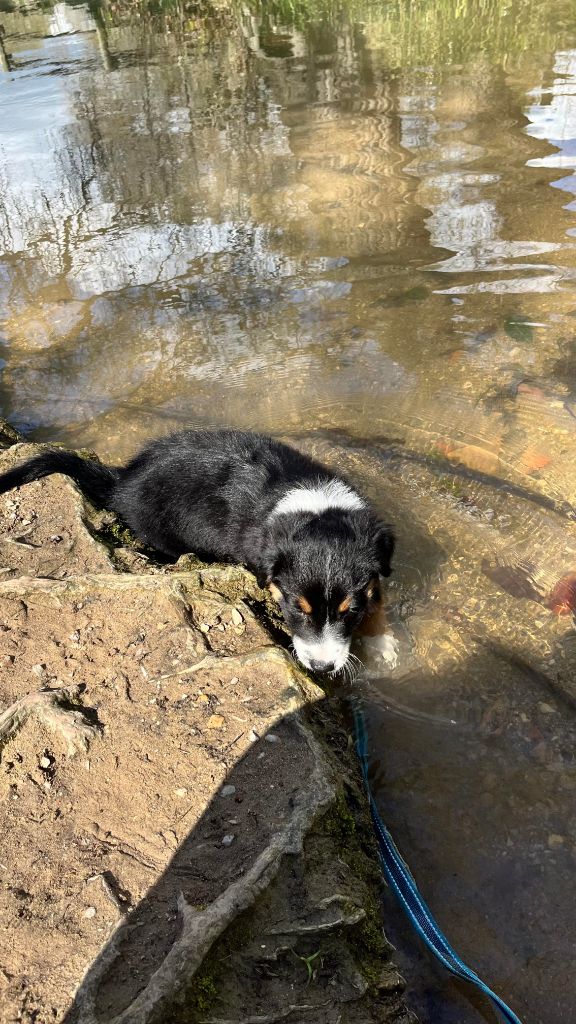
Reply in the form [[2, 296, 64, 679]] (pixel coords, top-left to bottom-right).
[[353, 702, 524, 1024]]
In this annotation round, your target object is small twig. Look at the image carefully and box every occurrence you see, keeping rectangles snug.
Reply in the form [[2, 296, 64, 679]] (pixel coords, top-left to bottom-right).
[[87, 871, 133, 915], [222, 731, 245, 752], [152, 655, 215, 682]]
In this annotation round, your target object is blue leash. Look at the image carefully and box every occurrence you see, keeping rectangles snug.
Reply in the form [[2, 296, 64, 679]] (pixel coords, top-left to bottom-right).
[[353, 702, 524, 1024]]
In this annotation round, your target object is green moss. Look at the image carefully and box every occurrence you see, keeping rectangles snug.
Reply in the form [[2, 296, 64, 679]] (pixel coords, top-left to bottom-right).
[[317, 785, 395, 995], [357, 913, 387, 958], [173, 906, 257, 1022], [323, 794, 356, 839], [108, 519, 139, 547], [184, 966, 219, 1019]]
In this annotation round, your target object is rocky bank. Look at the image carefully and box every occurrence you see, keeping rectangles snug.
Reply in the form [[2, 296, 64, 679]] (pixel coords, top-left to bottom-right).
[[0, 424, 414, 1024]]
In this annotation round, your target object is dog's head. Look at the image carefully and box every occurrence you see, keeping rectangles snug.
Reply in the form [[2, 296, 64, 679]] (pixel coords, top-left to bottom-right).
[[260, 508, 394, 674]]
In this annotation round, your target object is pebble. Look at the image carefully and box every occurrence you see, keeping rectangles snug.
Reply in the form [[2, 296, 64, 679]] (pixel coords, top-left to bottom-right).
[[207, 714, 225, 730], [222, 834, 235, 846], [221, 785, 236, 798], [199, 623, 210, 633], [231, 608, 243, 626], [39, 756, 52, 770], [265, 734, 280, 744], [174, 787, 188, 798], [249, 729, 259, 742], [538, 702, 556, 714], [196, 693, 210, 704], [548, 834, 565, 848], [83, 907, 96, 919], [32, 663, 46, 677], [229, 676, 239, 686]]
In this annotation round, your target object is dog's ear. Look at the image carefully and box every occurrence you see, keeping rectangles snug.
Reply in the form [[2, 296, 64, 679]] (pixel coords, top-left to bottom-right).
[[374, 522, 395, 578]]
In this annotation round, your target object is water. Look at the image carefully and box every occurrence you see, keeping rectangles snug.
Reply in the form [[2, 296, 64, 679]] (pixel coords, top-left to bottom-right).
[[2, 1, 576, 1020]]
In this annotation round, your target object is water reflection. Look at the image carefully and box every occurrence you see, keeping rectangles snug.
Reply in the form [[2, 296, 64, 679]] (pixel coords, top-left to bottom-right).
[[2, 1, 576, 1021], [526, 51, 576, 216]]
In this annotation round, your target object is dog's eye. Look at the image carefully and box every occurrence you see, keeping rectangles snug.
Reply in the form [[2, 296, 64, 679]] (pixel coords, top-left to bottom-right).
[[296, 596, 312, 615], [337, 596, 352, 616]]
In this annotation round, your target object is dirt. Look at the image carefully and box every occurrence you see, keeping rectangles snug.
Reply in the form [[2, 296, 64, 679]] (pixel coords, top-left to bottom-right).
[[0, 429, 414, 1024]]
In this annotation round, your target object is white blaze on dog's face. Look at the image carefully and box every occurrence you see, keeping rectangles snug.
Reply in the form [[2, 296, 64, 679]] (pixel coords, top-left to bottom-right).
[[269, 577, 380, 674], [265, 481, 394, 675], [292, 623, 351, 674]]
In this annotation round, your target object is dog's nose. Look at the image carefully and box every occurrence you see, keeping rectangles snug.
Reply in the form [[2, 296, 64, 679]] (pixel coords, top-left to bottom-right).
[[310, 659, 335, 674]]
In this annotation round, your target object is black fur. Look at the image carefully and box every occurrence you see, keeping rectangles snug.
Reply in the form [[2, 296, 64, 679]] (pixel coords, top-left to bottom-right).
[[0, 430, 394, 673]]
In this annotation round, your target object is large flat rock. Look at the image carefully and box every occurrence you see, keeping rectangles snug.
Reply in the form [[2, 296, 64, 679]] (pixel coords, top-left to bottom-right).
[[0, 436, 414, 1024]]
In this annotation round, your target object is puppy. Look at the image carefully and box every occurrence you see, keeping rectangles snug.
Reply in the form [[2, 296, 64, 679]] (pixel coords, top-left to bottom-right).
[[0, 430, 394, 674]]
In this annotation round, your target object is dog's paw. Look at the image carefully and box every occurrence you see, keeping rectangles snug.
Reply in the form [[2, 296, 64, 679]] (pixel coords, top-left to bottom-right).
[[360, 631, 399, 669]]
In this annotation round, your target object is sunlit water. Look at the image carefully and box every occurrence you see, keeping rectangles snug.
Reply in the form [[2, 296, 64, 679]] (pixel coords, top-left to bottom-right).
[[2, 2, 576, 1021]]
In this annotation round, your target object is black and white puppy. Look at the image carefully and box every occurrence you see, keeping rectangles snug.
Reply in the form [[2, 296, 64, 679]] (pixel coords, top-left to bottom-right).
[[0, 430, 394, 675]]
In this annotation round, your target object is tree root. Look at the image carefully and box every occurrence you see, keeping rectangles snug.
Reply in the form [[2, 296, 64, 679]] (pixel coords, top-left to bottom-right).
[[0, 684, 99, 757]]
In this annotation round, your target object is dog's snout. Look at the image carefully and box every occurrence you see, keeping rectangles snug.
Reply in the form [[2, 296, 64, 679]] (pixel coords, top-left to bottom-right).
[[293, 631, 350, 674], [310, 659, 335, 673]]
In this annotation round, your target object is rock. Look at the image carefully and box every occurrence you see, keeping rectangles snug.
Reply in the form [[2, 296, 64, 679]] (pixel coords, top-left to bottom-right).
[[0, 426, 411, 1024], [206, 714, 225, 730]]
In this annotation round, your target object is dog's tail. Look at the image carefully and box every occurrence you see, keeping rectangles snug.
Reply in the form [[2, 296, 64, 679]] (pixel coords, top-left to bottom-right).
[[0, 449, 120, 507]]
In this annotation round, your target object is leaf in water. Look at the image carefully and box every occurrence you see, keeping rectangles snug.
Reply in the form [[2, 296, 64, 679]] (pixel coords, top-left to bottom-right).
[[504, 316, 534, 343], [547, 573, 576, 615], [519, 448, 551, 473], [516, 382, 546, 400]]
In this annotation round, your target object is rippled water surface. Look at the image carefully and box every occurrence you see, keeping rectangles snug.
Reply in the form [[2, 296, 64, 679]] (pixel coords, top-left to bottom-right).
[[3, 1, 576, 1020]]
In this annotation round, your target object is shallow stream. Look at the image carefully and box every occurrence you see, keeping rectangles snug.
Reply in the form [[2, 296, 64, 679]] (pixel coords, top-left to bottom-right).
[[2, 2, 576, 1020]]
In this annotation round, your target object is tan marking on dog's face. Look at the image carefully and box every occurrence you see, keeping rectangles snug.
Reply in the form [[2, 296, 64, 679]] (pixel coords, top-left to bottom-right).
[[297, 595, 313, 615], [268, 582, 283, 604], [337, 595, 351, 614]]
